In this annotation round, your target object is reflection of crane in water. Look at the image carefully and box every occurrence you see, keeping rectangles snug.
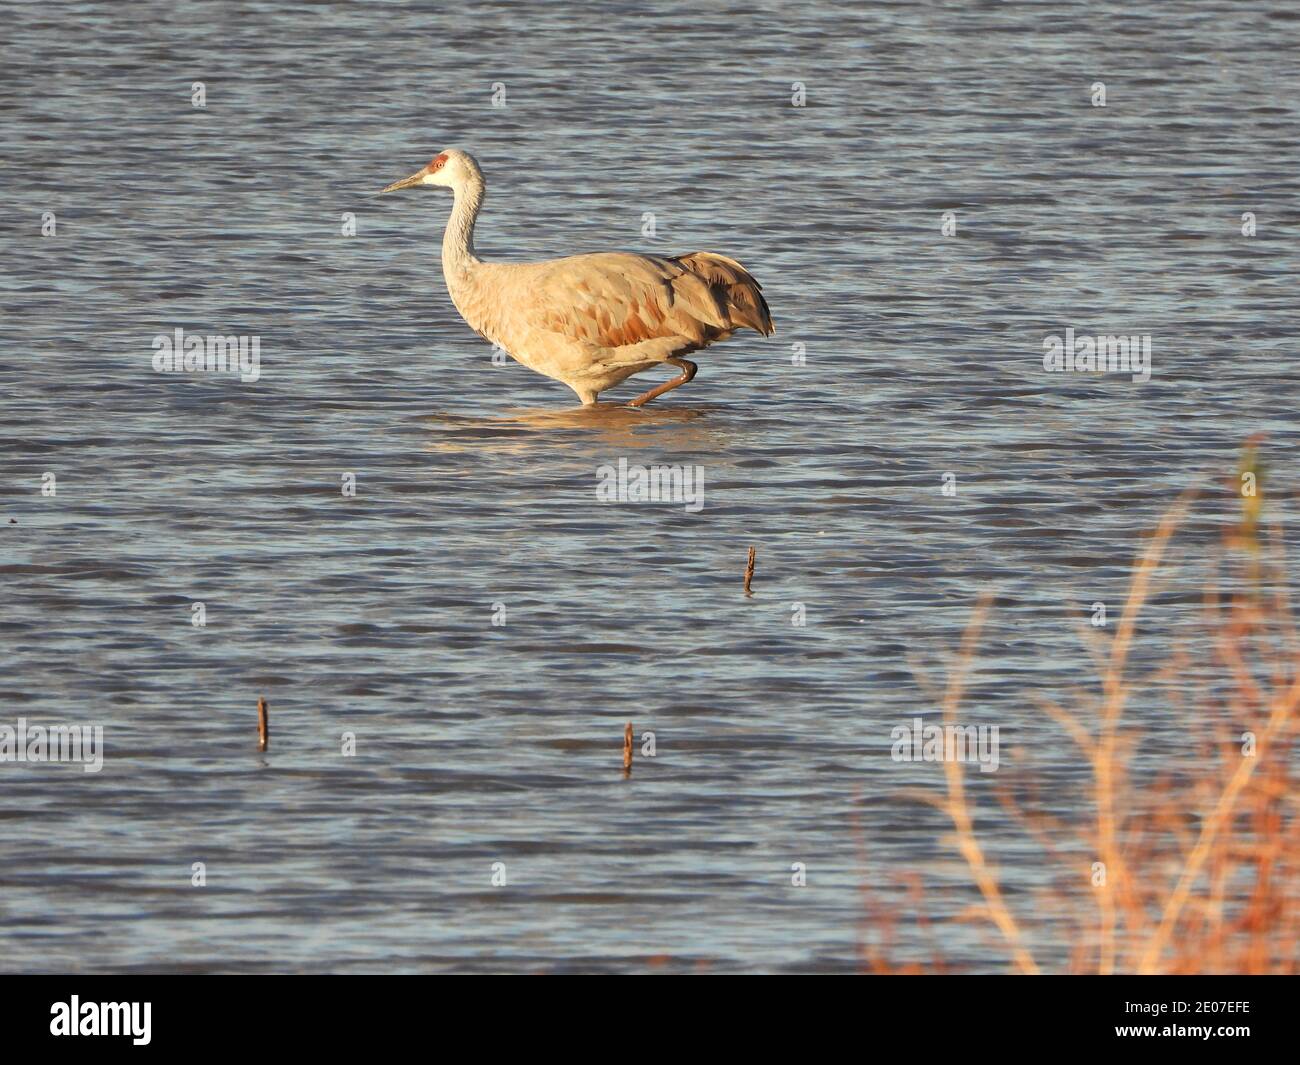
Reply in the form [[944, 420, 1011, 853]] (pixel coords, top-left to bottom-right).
[[382, 149, 774, 407]]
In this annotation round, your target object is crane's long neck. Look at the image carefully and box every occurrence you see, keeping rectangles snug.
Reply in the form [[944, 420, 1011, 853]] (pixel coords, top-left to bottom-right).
[[443, 174, 485, 273]]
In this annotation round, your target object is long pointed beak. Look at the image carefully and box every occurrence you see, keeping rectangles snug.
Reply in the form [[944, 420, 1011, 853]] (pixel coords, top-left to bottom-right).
[[381, 170, 426, 193]]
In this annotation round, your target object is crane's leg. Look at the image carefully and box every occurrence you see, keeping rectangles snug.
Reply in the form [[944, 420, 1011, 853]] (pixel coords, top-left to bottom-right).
[[626, 358, 697, 408]]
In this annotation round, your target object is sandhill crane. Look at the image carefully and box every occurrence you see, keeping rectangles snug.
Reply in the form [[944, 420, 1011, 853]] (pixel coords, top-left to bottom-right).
[[382, 149, 774, 407]]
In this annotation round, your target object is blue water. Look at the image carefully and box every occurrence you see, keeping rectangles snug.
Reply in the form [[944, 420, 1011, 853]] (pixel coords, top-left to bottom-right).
[[1, 0, 1297, 972]]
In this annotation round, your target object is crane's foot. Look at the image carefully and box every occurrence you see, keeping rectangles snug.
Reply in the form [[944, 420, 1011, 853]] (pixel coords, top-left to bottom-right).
[[626, 358, 697, 408]]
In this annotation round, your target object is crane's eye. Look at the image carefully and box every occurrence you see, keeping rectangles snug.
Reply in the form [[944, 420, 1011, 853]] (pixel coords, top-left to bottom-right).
[[430, 154, 446, 170]]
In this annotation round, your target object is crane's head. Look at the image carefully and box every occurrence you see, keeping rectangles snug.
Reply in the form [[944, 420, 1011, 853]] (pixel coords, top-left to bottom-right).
[[382, 149, 481, 193]]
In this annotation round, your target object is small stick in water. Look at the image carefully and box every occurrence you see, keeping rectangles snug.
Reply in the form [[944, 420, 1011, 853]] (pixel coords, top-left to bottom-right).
[[623, 721, 633, 776], [743, 545, 756, 596], [257, 696, 269, 752]]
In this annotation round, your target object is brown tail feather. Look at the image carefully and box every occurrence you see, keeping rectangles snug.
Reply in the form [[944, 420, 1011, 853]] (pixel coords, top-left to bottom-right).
[[676, 251, 775, 337]]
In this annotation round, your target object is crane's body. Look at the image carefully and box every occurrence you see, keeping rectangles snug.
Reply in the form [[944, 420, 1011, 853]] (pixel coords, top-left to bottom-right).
[[382, 150, 774, 406]]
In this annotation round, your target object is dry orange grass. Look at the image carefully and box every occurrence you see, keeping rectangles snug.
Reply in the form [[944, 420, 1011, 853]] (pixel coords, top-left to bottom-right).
[[865, 462, 1299, 974]]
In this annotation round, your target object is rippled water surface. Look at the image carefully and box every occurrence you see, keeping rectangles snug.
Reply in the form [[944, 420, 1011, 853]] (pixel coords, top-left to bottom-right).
[[2, 0, 1298, 972]]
